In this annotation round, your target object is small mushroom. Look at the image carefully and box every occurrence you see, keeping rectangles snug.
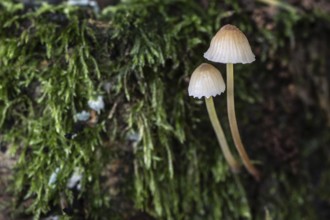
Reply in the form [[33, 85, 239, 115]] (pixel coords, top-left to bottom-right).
[[204, 24, 260, 180], [204, 24, 255, 64], [189, 63, 240, 172]]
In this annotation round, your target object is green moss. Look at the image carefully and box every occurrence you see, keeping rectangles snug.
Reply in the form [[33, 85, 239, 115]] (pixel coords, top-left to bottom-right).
[[1, 0, 330, 219]]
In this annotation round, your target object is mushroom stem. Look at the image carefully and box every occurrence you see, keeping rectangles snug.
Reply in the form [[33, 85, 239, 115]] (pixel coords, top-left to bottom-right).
[[205, 97, 240, 173], [226, 63, 260, 180]]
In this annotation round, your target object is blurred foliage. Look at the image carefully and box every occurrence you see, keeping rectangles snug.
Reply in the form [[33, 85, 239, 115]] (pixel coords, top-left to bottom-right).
[[0, 0, 329, 219]]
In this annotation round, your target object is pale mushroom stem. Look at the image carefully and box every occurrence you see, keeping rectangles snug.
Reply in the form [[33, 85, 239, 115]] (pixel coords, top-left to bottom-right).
[[205, 97, 240, 173], [226, 63, 260, 180]]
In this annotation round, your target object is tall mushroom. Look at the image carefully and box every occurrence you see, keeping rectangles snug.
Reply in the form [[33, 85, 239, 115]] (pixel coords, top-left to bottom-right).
[[188, 63, 240, 172], [204, 24, 260, 180]]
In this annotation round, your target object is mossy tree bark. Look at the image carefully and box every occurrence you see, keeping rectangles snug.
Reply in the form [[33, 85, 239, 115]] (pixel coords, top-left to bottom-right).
[[0, 0, 330, 219]]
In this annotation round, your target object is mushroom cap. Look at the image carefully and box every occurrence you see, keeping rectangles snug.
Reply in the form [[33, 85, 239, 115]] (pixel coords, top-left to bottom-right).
[[204, 24, 255, 64], [188, 63, 225, 99]]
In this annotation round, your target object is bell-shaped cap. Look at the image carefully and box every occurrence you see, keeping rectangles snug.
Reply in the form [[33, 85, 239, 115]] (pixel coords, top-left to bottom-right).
[[188, 63, 225, 99], [204, 24, 255, 64]]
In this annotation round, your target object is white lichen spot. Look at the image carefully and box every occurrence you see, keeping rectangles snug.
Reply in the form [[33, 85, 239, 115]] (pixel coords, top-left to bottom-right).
[[88, 96, 104, 113], [48, 168, 60, 186], [75, 110, 90, 121], [44, 216, 59, 220], [126, 132, 141, 142], [68, 0, 100, 13], [103, 81, 112, 94], [67, 168, 83, 189]]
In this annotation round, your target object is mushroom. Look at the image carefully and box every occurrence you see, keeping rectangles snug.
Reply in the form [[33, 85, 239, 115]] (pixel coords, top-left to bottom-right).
[[204, 24, 260, 180], [189, 63, 240, 172]]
